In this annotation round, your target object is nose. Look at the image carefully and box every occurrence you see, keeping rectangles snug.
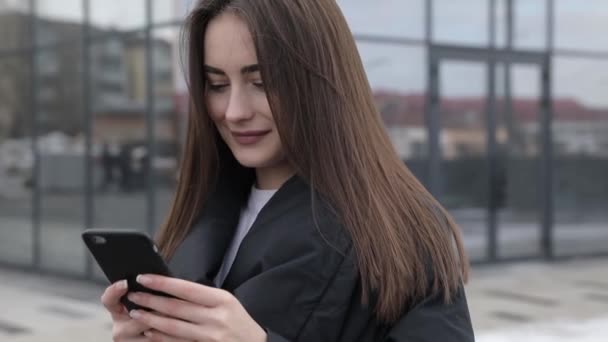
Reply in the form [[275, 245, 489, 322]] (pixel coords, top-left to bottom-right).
[[225, 87, 254, 122]]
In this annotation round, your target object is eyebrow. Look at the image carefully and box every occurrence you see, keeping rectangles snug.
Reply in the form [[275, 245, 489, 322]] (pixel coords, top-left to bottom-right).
[[204, 64, 260, 76]]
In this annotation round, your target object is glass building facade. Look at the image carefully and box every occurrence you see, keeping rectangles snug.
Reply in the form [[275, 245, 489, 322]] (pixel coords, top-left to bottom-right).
[[1, 0, 607, 280]]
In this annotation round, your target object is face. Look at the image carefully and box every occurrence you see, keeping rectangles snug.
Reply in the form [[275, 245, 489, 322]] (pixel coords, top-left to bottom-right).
[[203, 12, 285, 170]]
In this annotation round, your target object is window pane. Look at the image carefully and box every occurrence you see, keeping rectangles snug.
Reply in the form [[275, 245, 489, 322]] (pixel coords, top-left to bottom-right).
[[0, 55, 34, 266], [357, 43, 427, 163], [553, 57, 608, 256], [495, 0, 548, 50], [37, 0, 83, 22], [437, 61, 488, 262], [153, 0, 194, 24], [90, 0, 145, 31], [513, 0, 547, 50], [433, 0, 489, 46], [338, 0, 425, 39], [151, 28, 181, 233], [35, 0, 83, 47], [37, 44, 87, 275], [0, 2, 32, 51], [496, 64, 543, 259], [91, 33, 147, 231], [555, 0, 608, 51], [494, 0, 507, 48]]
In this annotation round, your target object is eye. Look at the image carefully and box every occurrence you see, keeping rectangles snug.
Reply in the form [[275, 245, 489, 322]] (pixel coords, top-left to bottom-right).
[[208, 84, 228, 93], [252, 81, 265, 90]]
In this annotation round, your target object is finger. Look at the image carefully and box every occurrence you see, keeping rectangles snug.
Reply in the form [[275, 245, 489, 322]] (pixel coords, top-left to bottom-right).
[[101, 280, 129, 320], [116, 338, 148, 342], [113, 319, 151, 339], [115, 337, 148, 342], [143, 329, 194, 342], [129, 310, 201, 341], [127, 292, 211, 324], [136, 275, 229, 307]]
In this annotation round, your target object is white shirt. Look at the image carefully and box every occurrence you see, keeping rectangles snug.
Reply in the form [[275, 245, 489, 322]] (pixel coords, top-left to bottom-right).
[[213, 186, 277, 287]]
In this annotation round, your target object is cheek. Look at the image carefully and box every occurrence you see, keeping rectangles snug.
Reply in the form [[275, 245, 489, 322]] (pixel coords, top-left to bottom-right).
[[253, 96, 274, 125], [205, 98, 230, 142], [268, 129, 284, 153], [206, 95, 226, 122], [257, 94, 272, 114]]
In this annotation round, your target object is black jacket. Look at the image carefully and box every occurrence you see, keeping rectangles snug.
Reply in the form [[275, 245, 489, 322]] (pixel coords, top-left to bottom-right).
[[168, 175, 475, 341]]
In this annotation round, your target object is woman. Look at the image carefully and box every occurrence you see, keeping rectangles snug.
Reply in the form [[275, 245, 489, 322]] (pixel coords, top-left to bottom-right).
[[101, 0, 474, 341]]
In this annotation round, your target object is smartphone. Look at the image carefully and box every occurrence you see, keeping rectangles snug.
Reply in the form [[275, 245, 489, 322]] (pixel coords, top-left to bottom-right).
[[82, 228, 173, 311]]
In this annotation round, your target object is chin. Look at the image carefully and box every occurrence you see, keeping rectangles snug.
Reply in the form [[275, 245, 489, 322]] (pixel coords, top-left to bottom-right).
[[232, 153, 272, 169]]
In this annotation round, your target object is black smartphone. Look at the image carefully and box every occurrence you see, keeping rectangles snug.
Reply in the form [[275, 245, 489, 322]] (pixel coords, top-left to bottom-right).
[[82, 228, 173, 311]]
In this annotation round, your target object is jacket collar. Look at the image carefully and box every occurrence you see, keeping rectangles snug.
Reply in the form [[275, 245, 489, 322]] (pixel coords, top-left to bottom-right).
[[168, 174, 306, 285]]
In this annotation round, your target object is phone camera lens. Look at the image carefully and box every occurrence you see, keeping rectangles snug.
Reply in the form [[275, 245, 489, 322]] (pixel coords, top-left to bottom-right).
[[92, 236, 106, 244]]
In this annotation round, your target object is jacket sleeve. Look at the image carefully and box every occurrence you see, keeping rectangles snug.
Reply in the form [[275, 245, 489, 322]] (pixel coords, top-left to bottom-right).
[[384, 286, 475, 342], [264, 287, 475, 342]]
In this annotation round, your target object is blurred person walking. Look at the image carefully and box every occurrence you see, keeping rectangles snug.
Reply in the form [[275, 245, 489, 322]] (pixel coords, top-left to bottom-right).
[[101, 141, 120, 191]]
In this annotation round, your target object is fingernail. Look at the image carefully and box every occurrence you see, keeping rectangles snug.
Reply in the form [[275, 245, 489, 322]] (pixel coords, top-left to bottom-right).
[[127, 293, 140, 302], [117, 280, 127, 289], [136, 275, 150, 285], [129, 310, 141, 319]]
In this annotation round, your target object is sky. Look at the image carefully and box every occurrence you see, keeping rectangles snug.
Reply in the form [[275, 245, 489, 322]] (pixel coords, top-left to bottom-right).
[[2, 0, 608, 107]]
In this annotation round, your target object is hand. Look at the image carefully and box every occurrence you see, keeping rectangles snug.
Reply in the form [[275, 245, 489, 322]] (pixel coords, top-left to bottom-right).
[[126, 275, 267, 342], [101, 280, 151, 341]]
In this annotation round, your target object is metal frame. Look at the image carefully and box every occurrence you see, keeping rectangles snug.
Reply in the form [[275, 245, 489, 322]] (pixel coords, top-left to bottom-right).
[[19, 0, 159, 279], [2, 0, 607, 281], [29, 0, 41, 269], [430, 44, 548, 64], [487, 0, 497, 261], [425, 0, 558, 263], [83, 0, 94, 278], [145, 0, 157, 236], [428, 44, 553, 261]]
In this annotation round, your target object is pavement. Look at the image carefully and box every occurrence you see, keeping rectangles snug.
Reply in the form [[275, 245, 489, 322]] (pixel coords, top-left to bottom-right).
[[0, 258, 607, 341]]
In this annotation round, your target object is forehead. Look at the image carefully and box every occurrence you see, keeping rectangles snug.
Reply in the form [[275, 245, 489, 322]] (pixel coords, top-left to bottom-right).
[[203, 12, 258, 69]]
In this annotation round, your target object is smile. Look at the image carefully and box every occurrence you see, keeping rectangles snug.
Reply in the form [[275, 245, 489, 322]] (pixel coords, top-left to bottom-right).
[[230, 130, 271, 145]]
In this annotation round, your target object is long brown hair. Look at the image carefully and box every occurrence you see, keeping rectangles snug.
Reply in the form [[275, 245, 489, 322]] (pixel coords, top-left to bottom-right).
[[157, 0, 469, 324]]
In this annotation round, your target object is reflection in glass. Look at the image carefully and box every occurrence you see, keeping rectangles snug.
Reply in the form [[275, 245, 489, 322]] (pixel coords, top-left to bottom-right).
[[357, 43, 428, 182], [92, 33, 148, 234], [437, 61, 488, 262], [338, 0, 425, 39], [555, 0, 608, 51], [494, 0, 548, 51], [553, 58, 608, 256], [0, 56, 34, 266], [153, 0, 194, 24], [90, 0, 145, 32], [495, 63, 542, 259], [151, 28, 182, 233], [513, 0, 547, 50], [36, 44, 87, 275], [37, 0, 82, 30], [0, 2, 32, 51], [90, 31, 153, 280], [494, 0, 507, 48], [433, 0, 489, 46]]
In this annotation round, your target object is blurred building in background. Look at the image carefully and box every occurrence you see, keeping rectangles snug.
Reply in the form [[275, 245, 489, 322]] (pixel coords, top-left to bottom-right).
[[0, 0, 607, 280]]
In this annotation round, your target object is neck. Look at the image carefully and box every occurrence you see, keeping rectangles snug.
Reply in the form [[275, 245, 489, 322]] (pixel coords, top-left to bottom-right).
[[255, 160, 295, 190]]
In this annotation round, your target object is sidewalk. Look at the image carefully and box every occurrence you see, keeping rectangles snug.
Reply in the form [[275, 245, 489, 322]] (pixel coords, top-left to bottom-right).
[[0, 258, 606, 341], [468, 259, 608, 341]]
